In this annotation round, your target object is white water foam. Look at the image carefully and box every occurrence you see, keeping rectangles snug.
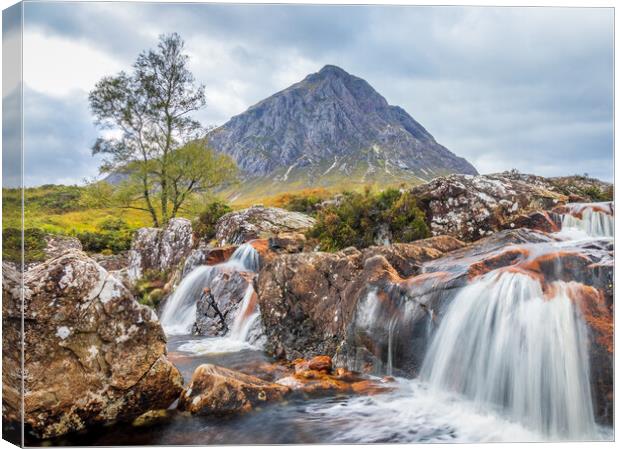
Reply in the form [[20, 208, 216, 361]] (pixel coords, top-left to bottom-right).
[[305, 378, 545, 443], [559, 202, 614, 239], [160, 243, 261, 337], [420, 272, 597, 439]]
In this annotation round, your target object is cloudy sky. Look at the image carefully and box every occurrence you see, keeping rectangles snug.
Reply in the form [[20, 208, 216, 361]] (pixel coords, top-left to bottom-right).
[[5, 2, 614, 186]]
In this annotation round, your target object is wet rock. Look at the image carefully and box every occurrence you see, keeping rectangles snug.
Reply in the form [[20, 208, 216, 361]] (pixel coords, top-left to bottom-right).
[[257, 236, 464, 361], [128, 218, 194, 282], [193, 270, 255, 336], [2, 250, 184, 439], [276, 356, 394, 396], [181, 244, 238, 278], [178, 364, 290, 415], [131, 409, 171, 428], [411, 173, 568, 241], [504, 211, 562, 233], [214, 206, 315, 246]]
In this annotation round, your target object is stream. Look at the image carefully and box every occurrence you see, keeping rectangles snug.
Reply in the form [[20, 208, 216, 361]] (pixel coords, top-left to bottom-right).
[[41, 202, 614, 445]]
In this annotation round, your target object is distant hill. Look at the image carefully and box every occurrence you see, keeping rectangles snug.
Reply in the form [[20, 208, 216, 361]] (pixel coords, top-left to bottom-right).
[[208, 65, 477, 200]]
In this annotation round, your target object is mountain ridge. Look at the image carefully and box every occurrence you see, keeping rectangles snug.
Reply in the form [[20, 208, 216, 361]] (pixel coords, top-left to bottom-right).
[[208, 65, 477, 198]]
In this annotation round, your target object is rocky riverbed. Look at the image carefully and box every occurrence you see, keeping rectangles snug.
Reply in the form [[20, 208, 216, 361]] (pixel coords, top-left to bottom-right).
[[3, 173, 614, 445]]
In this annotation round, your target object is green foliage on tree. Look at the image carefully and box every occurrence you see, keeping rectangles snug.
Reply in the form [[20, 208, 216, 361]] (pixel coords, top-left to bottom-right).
[[307, 188, 430, 251], [88, 33, 237, 227]]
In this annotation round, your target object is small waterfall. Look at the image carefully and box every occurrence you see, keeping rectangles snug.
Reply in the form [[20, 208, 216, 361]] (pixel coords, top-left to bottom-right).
[[227, 243, 261, 272], [420, 271, 597, 439], [228, 284, 260, 341], [160, 243, 261, 337], [560, 202, 614, 238], [160, 265, 215, 335]]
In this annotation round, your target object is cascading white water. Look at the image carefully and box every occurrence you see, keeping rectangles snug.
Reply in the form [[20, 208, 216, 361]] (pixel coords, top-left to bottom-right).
[[160, 243, 261, 336], [160, 265, 216, 335], [229, 284, 261, 341], [415, 201, 615, 439], [560, 202, 614, 238], [420, 271, 596, 439]]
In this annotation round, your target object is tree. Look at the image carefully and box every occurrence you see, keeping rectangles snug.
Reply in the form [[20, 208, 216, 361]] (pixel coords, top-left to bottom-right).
[[88, 33, 236, 226]]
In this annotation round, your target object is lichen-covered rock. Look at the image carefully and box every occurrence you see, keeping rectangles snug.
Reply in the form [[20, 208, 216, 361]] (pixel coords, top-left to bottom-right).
[[411, 173, 568, 241], [128, 218, 194, 282], [2, 250, 183, 439], [92, 251, 130, 272], [43, 235, 83, 259], [178, 364, 290, 415], [214, 206, 316, 246], [256, 236, 464, 360], [268, 232, 307, 254], [2, 263, 22, 426]]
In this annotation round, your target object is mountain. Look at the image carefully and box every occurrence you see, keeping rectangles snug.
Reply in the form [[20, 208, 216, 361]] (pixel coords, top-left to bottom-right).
[[208, 65, 477, 199]]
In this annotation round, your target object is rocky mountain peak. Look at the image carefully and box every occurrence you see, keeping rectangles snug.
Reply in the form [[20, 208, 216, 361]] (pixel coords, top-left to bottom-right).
[[208, 65, 477, 198]]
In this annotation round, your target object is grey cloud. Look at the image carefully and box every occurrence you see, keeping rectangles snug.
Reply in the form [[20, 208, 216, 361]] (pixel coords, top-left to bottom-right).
[[20, 3, 614, 184], [23, 87, 103, 186]]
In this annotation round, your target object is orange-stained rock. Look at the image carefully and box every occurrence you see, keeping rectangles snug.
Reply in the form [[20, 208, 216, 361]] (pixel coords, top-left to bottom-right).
[[505, 210, 561, 234], [307, 355, 333, 373], [257, 236, 465, 360], [205, 246, 238, 265], [178, 364, 290, 416]]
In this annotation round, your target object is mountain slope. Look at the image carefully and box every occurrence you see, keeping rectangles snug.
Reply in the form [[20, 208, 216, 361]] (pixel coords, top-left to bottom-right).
[[210, 65, 477, 198]]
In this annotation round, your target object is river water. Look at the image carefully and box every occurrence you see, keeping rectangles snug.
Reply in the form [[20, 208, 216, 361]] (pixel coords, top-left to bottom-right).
[[41, 203, 614, 445]]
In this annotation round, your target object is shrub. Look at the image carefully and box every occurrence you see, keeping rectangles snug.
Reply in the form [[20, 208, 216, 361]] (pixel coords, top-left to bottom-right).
[[273, 188, 332, 214], [583, 185, 613, 202], [3, 227, 48, 263], [307, 188, 429, 251], [98, 217, 128, 232], [193, 200, 232, 240], [136, 270, 169, 309], [76, 230, 132, 253]]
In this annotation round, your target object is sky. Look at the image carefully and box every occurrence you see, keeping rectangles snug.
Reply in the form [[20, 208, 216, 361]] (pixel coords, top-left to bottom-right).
[[4, 2, 614, 186]]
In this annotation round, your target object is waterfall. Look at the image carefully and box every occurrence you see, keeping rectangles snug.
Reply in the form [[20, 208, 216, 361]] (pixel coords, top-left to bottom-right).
[[160, 243, 261, 337], [420, 271, 597, 439], [228, 285, 261, 341], [560, 202, 614, 238], [227, 242, 261, 272], [160, 265, 215, 335]]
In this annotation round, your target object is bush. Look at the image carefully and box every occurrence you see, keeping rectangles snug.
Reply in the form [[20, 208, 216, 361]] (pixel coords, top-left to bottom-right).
[[136, 269, 169, 309], [583, 185, 613, 202], [193, 200, 232, 240], [3, 227, 48, 263], [76, 230, 132, 253], [273, 188, 331, 214], [98, 217, 128, 232], [307, 188, 429, 251]]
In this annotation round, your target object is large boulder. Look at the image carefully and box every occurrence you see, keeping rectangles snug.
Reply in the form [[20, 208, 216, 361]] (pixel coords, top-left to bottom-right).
[[177, 364, 289, 415], [256, 236, 465, 360], [128, 218, 194, 282], [2, 250, 183, 439], [214, 206, 316, 246], [410, 173, 568, 241]]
